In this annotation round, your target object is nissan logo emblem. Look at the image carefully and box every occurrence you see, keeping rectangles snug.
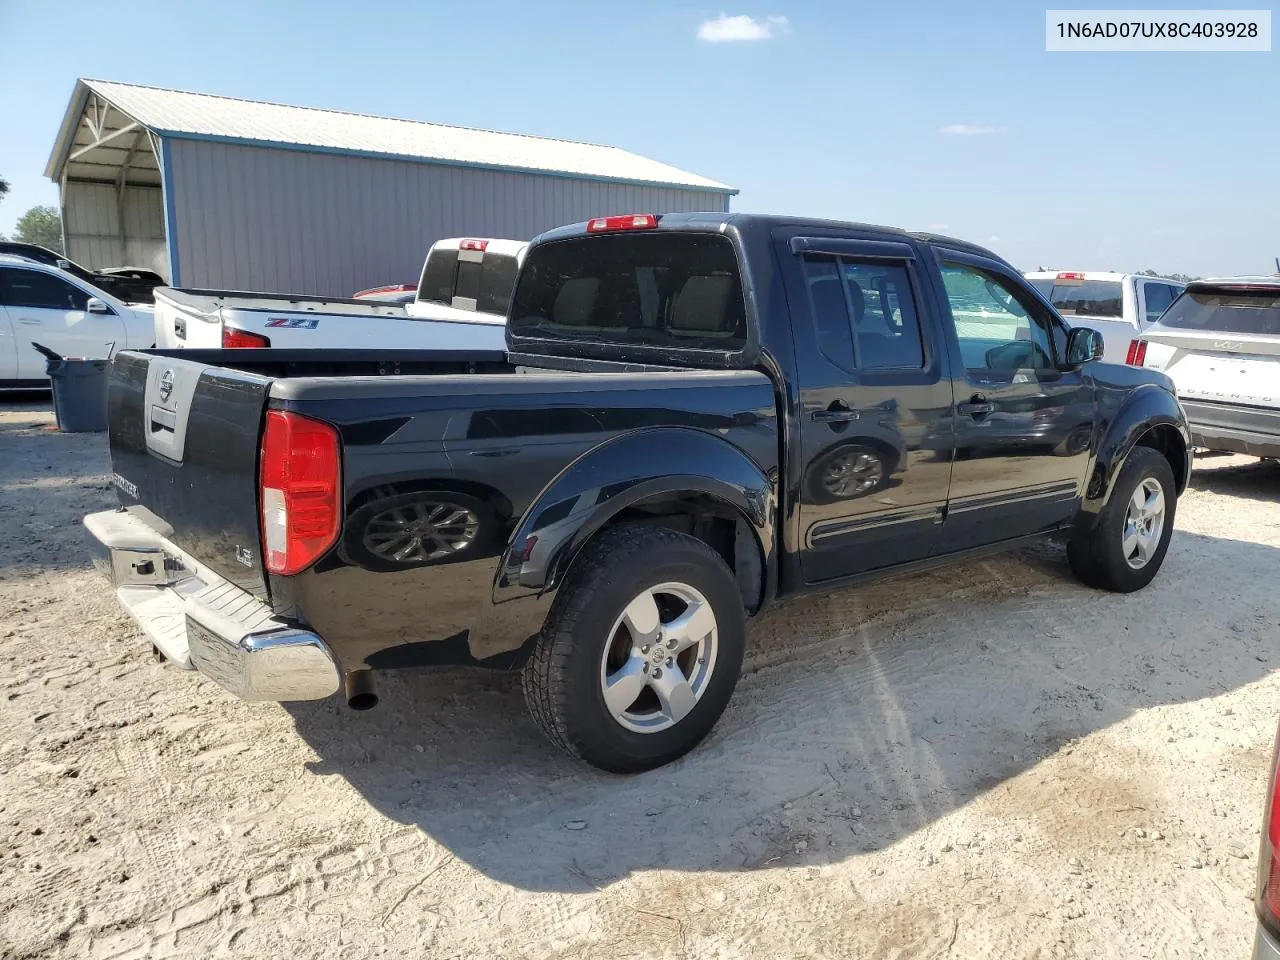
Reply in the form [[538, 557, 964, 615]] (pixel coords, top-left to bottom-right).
[[159, 368, 175, 403]]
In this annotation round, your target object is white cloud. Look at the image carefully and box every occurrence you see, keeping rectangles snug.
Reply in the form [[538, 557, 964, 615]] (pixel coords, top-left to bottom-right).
[[925, 223, 950, 232], [987, 235, 1001, 243], [697, 14, 788, 43], [941, 124, 1004, 136]]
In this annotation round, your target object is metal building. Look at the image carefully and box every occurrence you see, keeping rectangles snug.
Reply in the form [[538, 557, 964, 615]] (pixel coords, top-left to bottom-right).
[[45, 79, 736, 297]]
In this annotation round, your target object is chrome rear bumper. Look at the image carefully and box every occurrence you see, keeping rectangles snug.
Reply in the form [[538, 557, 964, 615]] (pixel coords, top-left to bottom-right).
[[84, 510, 341, 701]]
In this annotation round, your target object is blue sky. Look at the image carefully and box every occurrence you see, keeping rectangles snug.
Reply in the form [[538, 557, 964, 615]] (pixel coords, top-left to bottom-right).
[[1, 0, 1275, 276]]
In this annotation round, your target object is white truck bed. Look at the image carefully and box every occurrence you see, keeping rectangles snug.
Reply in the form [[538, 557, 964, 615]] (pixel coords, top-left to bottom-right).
[[153, 287, 506, 352]]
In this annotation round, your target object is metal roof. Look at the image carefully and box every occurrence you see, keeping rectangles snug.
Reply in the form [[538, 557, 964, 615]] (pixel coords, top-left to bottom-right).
[[47, 79, 736, 194]]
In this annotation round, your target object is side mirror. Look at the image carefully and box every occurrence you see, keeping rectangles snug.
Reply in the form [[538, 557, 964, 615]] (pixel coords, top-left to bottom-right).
[[86, 297, 110, 315], [1065, 326, 1104, 367]]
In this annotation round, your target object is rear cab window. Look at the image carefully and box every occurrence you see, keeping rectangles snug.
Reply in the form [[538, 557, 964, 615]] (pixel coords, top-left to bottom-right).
[[417, 245, 521, 316], [1158, 286, 1280, 335], [1037, 278, 1124, 319], [508, 232, 748, 357]]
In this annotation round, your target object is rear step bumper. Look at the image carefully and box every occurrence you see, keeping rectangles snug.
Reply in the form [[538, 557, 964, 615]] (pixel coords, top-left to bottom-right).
[[83, 509, 341, 702]]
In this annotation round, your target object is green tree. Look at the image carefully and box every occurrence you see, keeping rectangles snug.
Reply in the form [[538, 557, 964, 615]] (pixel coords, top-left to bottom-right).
[[0, 175, 9, 202], [14, 205, 63, 253]]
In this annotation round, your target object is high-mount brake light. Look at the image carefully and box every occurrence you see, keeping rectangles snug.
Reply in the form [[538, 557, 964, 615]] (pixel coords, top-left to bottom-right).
[[223, 328, 271, 349], [459, 239, 489, 251], [260, 411, 341, 576], [1056, 272, 1087, 281], [585, 214, 659, 233], [1124, 339, 1148, 366]]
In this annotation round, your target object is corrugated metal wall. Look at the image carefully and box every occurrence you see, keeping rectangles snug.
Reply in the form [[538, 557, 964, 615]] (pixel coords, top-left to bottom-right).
[[62, 181, 168, 278], [165, 139, 731, 296]]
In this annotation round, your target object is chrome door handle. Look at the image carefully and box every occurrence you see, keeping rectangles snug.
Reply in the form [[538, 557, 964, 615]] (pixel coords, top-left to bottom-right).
[[811, 403, 860, 423], [958, 395, 995, 417]]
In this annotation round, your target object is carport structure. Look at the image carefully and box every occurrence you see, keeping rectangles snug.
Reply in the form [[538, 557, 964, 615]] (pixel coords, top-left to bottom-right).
[[45, 78, 736, 296], [45, 81, 169, 278]]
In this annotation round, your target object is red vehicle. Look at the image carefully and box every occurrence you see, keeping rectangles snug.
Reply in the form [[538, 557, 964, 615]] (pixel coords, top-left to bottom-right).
[[1255, 724, 1280, 958], [352, 283, 416, 303]]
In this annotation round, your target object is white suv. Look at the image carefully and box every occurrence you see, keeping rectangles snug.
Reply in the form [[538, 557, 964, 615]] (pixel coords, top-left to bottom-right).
[[1025, 270, 1185, 364], [1129, 276, 1280, 459], [0, 254, 154, 387]]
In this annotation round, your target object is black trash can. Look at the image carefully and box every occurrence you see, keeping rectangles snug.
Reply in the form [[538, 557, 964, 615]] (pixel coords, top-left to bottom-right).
[[33, 343, 110, 433]]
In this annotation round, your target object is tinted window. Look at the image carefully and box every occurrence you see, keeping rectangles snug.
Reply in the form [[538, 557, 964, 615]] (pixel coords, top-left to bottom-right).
[[417, 248, 521, 316], [509, 233, 747, 352], [418, 248, 458, 305], [802, 255, 924, 371], [1041, 279, 1123, 318], [941, 264, 1056, 371], [0, 268, 89, 310], [1143, 282, 1177, 323], [1158, 289, 1280, 335]]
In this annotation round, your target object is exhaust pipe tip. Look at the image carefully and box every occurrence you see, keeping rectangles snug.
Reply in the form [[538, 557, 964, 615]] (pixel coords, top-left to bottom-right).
[[344, 670, 378, 711]]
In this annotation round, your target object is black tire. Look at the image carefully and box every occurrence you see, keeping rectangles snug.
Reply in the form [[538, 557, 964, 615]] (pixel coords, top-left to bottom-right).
[[522, 526, 747, 773], [1067, 446, 1176, 592], [343, 489, 495, 572]]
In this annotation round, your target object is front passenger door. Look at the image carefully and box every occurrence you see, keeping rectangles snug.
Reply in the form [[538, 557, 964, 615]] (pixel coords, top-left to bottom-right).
[[0, 267, 124, 378], [938, 255, 1095, 549]]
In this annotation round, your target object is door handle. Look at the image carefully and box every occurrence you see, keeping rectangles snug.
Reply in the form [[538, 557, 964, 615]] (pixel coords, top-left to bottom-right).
[[958, 394, 996, 417], [16, 317, 41, 325], [811, 401, 860, 423]]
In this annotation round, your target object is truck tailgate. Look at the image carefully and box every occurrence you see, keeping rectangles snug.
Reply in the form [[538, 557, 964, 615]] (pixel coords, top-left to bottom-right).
[[108, 351, 271, 598]]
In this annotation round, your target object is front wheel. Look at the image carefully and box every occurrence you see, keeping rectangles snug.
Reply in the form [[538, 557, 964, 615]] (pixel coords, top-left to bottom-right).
[[522, 526, 746, 773], [1067, 446, 1176, 592]]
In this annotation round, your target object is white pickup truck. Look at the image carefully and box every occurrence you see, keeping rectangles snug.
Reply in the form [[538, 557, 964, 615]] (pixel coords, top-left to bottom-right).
[[1024, 270, 1185, 364], [154, 237, 527, 352]]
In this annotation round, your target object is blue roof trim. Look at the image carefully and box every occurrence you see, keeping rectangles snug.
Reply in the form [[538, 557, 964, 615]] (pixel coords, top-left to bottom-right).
[[159, 138, 181, 285], [152, 129, 739, 196]]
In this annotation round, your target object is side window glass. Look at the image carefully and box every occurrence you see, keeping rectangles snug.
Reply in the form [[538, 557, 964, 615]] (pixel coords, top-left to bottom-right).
[[802, 255, 856, 371], [2, 269, 89, 310], [841, 261, 925, 369], [940, 263, 1056, 372], [1144, 283, 1175, 323]]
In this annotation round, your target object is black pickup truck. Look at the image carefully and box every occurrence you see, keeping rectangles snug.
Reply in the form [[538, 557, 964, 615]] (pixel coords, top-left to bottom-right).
[[86, 212, 1191, 773]]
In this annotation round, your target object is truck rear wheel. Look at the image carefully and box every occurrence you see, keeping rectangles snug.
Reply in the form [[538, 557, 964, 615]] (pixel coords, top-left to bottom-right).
[[1067, 446, 1175, 592], [522, 526, 746, 773]]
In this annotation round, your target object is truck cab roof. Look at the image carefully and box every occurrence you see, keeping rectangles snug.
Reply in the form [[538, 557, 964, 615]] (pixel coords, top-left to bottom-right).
[[533, 211, 1016, 269]]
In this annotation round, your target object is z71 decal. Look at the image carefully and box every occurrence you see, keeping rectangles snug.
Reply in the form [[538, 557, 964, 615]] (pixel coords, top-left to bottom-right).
[[264, 317, 320, 329]]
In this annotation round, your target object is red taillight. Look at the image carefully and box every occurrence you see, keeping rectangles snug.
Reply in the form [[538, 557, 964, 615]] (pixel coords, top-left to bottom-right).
[[1124, 339, 1148, 366], [1056, 271, 1086, 280], [223, 328, 271, 349], [459, 238, 489, 251], [259, 410, 341, 576], [1261, 727, 1280, 927], [585, 213, 659, 233]]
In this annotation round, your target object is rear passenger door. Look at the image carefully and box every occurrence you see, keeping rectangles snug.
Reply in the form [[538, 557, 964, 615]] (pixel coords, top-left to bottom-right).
[[779, 234, 956, 584]]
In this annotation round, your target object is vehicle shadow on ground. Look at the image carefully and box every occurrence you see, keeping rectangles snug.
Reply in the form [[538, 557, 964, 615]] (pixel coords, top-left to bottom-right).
[[285, 526, 1280, 893], [1189, 455, 1280, 504], [0, 398, 113, 577]]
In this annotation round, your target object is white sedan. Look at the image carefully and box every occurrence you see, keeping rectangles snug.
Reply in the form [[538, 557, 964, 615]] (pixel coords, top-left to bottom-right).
[[0, 254, 154, 388]]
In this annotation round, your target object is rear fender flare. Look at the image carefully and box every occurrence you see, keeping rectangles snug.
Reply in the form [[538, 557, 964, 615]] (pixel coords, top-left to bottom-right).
[[1081, 384, 1190, 521], [467, 428, 777, 660]]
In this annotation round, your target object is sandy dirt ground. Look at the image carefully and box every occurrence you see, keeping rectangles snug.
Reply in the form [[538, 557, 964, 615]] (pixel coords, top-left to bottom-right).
[[2, 398, 1278, 960]]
